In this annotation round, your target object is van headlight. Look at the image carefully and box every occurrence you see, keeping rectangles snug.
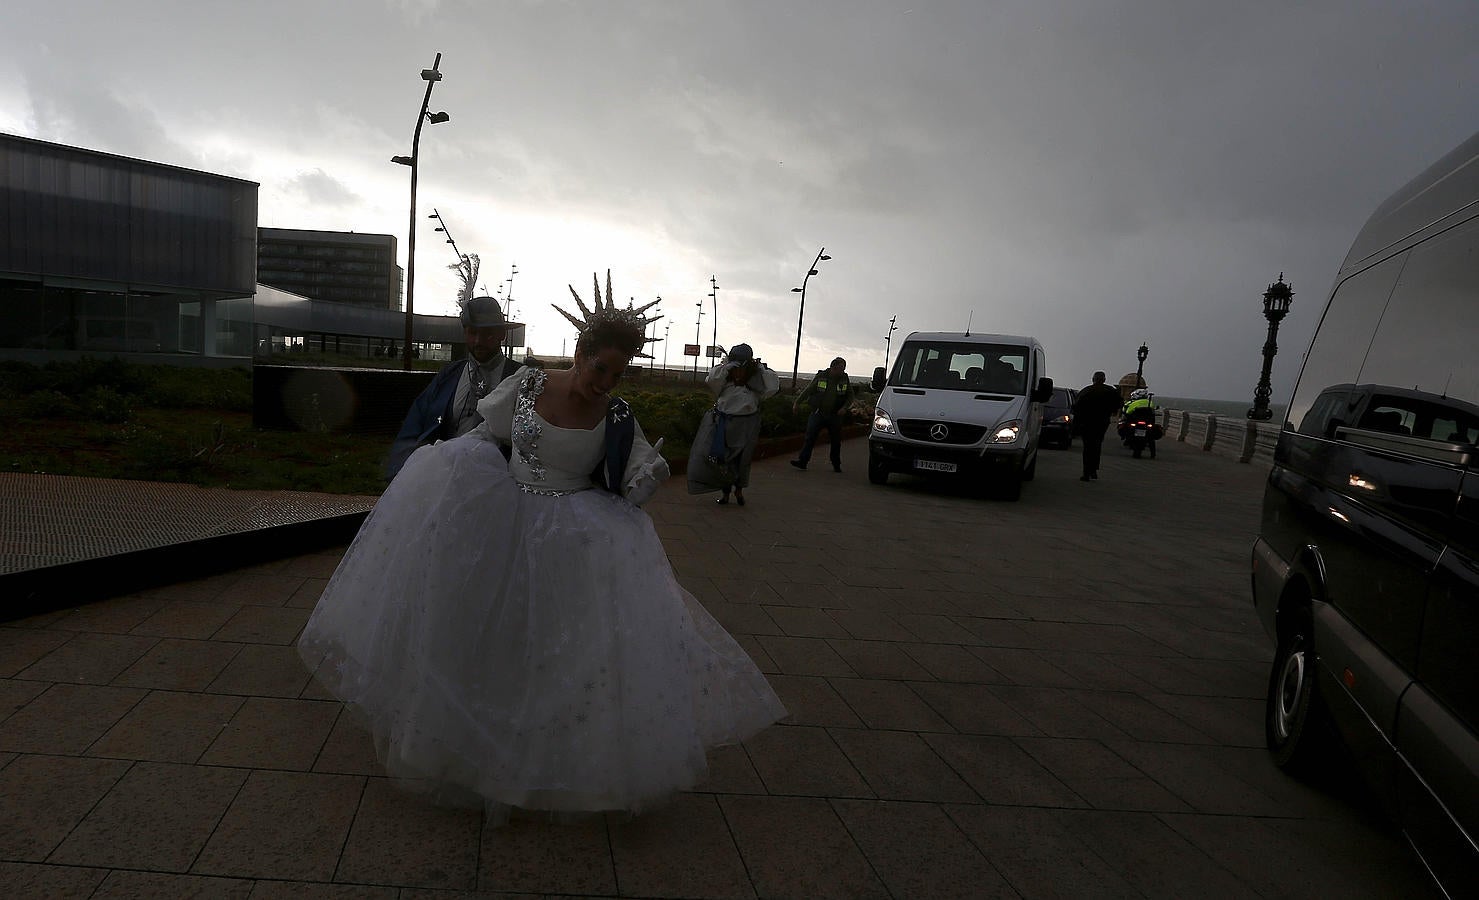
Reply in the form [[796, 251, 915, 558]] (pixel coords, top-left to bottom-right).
[[991, 420, 1021, 443], [873, 407, 896, 434]]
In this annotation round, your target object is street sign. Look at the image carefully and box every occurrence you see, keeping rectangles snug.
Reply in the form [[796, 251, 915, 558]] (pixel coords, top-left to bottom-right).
[[706, 345, 724, 358], [683, 343, 700, 357]]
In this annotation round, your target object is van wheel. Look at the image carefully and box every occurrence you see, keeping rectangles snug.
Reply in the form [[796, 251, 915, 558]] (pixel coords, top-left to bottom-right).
[[1266, 628, 1331, 773], [867, 451, 889, 485]]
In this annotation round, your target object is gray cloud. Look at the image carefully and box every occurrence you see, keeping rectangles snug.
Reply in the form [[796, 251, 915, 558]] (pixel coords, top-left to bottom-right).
[[284, 169, 363, 207], [5, 0, 1479, 398]]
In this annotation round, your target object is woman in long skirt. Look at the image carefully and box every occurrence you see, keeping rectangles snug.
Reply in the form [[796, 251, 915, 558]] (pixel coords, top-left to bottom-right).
[[298, 278, 785, 823], [686, 343, 780, 506]]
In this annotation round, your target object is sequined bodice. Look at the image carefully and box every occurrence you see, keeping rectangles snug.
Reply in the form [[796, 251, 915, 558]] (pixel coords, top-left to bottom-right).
[[509, 369, 606, 493]]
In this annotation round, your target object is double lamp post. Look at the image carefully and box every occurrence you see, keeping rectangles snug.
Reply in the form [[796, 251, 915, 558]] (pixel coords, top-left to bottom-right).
[[391, 52, 450, 370], [790, 247, 831, 389]]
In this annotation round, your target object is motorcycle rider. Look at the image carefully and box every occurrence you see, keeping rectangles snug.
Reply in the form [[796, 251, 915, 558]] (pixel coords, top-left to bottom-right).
[[1119, 388, 1160, 458]]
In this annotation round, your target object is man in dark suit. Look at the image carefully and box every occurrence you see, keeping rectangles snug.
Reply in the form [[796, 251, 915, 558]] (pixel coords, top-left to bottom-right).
[[1072, 371, 1124, 482], [385, 296, 521, 479]]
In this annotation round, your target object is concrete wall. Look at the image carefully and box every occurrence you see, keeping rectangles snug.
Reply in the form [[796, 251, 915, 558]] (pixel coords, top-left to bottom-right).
[[1159, 408, 1280, 465]]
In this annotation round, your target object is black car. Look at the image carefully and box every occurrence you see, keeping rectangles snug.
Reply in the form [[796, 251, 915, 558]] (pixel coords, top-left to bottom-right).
[[1038, 387, 1075, 448], [1252, 129, 1479, 895]]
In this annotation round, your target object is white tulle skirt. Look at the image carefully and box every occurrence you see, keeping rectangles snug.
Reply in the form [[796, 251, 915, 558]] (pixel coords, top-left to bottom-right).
[[298, 434, 786, 821]]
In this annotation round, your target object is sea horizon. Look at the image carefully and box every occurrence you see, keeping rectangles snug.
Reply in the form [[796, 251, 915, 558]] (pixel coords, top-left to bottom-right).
[[1157, 396, 1287, 420]]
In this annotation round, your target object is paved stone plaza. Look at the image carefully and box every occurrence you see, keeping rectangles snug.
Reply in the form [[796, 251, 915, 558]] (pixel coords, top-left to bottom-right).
[[0, 437, 1440, 898]]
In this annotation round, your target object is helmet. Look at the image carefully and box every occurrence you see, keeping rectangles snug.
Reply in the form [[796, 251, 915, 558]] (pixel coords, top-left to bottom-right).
[[1129, 388, 1150, 400]]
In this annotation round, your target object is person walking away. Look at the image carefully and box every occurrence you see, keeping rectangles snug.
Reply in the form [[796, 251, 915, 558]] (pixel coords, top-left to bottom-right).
[[790, 357, 854, 473], [688, 343, 780, 505], [385, 294, 521, 479], [1072, 371, 1122, 481]]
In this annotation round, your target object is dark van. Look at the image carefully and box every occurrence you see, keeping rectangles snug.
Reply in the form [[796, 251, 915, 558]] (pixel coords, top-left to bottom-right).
[[1253, 130, 1479, 894]]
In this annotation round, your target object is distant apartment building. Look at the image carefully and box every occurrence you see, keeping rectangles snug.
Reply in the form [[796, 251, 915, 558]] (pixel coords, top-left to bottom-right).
[[257, 228, 403, 310]]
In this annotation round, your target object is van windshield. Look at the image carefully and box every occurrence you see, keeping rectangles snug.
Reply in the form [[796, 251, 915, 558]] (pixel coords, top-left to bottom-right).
[[892, 341, 1027, 393]]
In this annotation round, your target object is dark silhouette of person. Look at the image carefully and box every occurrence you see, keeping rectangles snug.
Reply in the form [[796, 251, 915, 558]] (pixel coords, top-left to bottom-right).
[[1073, 371, 1123, 481], [790, 357, 854, 473]]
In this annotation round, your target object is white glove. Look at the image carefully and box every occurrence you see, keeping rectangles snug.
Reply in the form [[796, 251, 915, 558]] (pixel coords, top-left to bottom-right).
[[624, 438, 669, 506]]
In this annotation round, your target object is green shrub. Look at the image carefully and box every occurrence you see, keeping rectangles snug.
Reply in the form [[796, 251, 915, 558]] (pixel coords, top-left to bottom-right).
[[19, 389, 80, 419], [81, 385, 133, 424]]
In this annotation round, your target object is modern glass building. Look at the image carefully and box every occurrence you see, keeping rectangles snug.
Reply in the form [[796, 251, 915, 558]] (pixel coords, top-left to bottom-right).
[[0, 133, 523, 366], [0, 132, 259, 360]]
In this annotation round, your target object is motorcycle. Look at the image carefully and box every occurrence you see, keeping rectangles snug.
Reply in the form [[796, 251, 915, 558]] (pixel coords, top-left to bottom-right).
[[1117, 410, 1163, 459]]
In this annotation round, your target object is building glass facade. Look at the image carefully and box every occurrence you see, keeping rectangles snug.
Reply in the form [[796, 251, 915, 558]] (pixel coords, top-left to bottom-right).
[[0, 133, 258, 359]]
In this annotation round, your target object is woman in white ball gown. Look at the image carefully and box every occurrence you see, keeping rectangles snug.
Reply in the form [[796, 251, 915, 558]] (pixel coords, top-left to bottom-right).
[[298, 273, 786, 822]]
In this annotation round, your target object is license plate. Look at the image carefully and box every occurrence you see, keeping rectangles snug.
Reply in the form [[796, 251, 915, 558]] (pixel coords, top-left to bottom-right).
[[1134, 428, 1147, 437], [915, 459, 958, 473]]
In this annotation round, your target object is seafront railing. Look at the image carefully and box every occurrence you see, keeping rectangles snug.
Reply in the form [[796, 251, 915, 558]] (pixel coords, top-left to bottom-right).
[[1157, 409, 1280, 465]]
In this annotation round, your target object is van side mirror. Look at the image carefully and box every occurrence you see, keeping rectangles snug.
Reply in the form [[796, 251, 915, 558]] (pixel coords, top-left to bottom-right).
[[871, 367, 887, 392], [1031, 376, 1054, 403]]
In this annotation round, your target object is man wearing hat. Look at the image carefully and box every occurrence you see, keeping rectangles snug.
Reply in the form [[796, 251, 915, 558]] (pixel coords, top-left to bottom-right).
[[385, 295, 521, 479]]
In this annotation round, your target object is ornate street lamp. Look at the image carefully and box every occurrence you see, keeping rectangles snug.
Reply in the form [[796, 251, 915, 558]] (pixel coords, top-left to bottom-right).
[[1134, 342, 1149, 390], [391, 52, 450, 369], [790, 247, 831, 390], [1248, 274, 1294, 420]]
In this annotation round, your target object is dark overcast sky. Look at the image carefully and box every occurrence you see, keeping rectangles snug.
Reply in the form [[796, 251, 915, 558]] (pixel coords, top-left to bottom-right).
[[5, 0, 1477, 398]]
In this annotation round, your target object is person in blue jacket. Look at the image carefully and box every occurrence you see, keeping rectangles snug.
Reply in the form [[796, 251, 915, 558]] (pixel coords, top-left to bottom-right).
[[385, 295, 522, 479]]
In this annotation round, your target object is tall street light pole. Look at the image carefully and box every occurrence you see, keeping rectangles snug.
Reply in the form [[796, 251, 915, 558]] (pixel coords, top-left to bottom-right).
[[883, 314, 898, 374], [708, 275, 720, 359], [650, 296, 662, 374], [790, 247, 831, 390], [428, 208, 464, 266], [693, 300, 705, 381], [662, 321, 671, 377], [1134, 342, 1149, 391], [391, 51, 450, 370]]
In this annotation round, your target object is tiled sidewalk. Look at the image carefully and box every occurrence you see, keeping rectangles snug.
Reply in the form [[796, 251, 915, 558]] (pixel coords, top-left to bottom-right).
[[0, 439, 1440, 898]]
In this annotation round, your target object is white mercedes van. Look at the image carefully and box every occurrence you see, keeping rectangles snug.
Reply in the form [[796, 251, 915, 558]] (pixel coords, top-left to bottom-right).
[[867, 332, 1053, 500]]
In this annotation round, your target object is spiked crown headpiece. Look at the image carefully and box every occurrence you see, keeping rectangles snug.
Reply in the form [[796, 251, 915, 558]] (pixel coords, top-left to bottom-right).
[[552, 270, 663, 358]]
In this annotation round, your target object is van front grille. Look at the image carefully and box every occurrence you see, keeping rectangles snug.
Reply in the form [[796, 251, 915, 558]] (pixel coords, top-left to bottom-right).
[[897, 419, 988, 444]]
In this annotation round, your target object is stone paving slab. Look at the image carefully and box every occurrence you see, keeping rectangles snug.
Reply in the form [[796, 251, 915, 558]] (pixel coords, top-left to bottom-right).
[[0, 437, 1444, 897]]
